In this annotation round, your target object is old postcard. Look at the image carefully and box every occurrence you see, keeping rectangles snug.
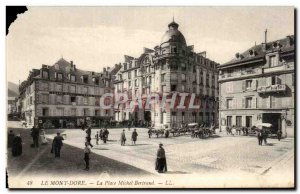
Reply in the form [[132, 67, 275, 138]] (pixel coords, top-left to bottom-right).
[[6, 6, 295, 189]]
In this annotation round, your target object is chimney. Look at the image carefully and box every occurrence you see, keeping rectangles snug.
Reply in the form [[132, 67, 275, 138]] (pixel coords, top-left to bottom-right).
[[103, 68, 106, 72], [264, 29, 267, 44], [286, 35, 293, 46], [73, 65, 76, 71], [261, 43, 267, 51], [70, 61, 73, 67]]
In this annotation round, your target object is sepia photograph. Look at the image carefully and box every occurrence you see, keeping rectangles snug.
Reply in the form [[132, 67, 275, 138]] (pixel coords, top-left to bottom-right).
[[5, 6, 295, 189]]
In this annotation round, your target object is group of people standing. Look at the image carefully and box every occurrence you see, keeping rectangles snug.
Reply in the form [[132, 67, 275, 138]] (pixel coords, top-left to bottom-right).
[[120, 129, 138, 146]]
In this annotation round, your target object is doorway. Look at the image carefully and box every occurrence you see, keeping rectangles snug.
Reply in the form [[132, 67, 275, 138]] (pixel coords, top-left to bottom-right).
[[262, 113, 281, 133]]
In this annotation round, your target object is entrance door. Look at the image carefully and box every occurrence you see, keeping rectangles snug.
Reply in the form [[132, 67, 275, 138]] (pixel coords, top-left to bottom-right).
[[246, 116, 252, 127], [262, 113, 281, 133], [144, 111, 151, 122], [227, 116, 232, 127]]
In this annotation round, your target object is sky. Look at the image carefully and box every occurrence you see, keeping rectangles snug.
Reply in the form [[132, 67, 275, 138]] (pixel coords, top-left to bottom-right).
[[6, 6, 294, 85]]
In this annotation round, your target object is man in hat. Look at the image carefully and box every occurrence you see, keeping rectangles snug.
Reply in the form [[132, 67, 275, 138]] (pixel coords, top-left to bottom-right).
[[84, 142, 91, 170], [52, 132, 64, 158], [31, 125, 40, 148], [131, 129, 138, 145], [155, 143, 167, 173], [120, 129, 126, 146]]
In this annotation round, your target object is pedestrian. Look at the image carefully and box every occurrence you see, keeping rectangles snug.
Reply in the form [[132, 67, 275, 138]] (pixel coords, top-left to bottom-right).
[[84, 142, 91, 171], [131, 129, 138, 145], [99, 129, 103, 140], [148, 128, 152, 138], [277, 130, 283, 141], [39, 129, 48, 145], [8, 130, 15, 148], [120, 129, 126, 146], [262, 128, 268, 145], [95, 131, 99, 145], [257, 130, 263, 146], [164, 129, 169, 138], [85, 127, 93, 148], [102, 128, 109, 143], [51, 132, 64, 158], [155, 143, 167, 173], [12, 133, 22, 157], [31, 125, 40, 148]]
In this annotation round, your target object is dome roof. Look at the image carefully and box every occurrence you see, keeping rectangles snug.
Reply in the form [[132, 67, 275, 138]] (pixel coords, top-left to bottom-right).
[[160, 21, 186, 46]]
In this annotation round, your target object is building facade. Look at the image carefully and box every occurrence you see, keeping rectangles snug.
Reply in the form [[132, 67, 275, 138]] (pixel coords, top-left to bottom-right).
[[113, 21, 219, 128], [218, 35, 295, 136], [19, 58, 120, 128]]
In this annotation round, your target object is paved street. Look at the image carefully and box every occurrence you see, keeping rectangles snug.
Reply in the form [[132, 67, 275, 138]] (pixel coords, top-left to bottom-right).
[[7, 121, 294, 188]]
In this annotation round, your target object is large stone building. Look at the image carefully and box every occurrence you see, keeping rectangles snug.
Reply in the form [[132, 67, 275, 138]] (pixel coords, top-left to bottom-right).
[[218, 35, 295, 136], [19, 58, 121, 128], [113, 21, 219, 128]]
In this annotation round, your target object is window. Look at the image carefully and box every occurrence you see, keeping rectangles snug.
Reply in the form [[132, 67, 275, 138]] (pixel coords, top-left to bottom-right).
[[56, 84, 63, 91], [226, 99, 233, 109], [171, 84, 177, 92], [181, 74, 186, 82], [83, 108, 89, 116], [134, 70, 138, 77], [246, 80, 252, 89], [70, 75, 76, 82], [94, 77, 99, 85], [161, 74, 165, 82], [83, 87, 88, 94], [70, 85, 76, 93], [181, 63, 186, 71], [71, 108, 76, 116], [128, 81, 131, 87], [41, 94, 49, 104], [128, 72, 131, 79], [171, 73, 177, 81], [30, 96, 33, 105], [42, 71, 49, 79], [245, 97, 252, 108], [162, 85, 167, 93], [236, 116, 242, 127], [57, 73, 63, 81], [42, 108, 49, 116], [171, 112, 177, 125], [70, 96, 76, 103], [135, 79, 138, 87], [56, 95, 63, 104], [56, 108, 64, 116], [83, 97, 88, 105], [181, 85, 186, 92], [124, 64, 127, 70], [83, 76, 88, 84], [270, 55, 277, 67], [292, 73, 294, 86], [171, 46, 177, 53], [271, 96, 276, 108], [95, 109, 100, 116]]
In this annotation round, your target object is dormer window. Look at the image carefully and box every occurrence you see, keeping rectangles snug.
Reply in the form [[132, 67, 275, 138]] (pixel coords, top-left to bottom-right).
[[93, 77, 100, 85], [70, 75, 76, 82], [81, 75, 88, 84], [171, 46, 177, 53], [42, 71, 49, 79], [57, 73, 63, 81]]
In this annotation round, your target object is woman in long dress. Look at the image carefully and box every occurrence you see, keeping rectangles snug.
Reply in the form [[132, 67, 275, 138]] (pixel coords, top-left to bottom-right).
[[39, 129, 48, 145], [12, 134, 22, 157]]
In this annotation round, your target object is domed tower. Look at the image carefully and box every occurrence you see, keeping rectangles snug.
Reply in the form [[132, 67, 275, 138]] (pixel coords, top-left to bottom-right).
[[152, 20, 190, 129]]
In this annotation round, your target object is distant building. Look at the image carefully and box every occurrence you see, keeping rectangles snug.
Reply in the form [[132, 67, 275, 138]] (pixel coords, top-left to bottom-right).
[[218, 35, 295, 136], [113, 21, 219, 128], [7, 97, 17, 114], [19, 58, 121, 128]]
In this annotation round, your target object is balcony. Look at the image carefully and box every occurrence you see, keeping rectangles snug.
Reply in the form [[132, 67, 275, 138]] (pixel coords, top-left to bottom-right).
[[257, 84, 286, 93]]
